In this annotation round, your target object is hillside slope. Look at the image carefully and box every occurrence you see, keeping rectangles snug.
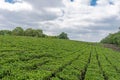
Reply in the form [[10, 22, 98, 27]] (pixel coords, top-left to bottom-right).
[[101, 31, 120, 47], [0, 36, 120, 80]]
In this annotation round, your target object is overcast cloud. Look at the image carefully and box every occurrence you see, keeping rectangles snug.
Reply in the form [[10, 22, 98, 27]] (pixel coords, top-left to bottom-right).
[[0, 0, 120, 42]]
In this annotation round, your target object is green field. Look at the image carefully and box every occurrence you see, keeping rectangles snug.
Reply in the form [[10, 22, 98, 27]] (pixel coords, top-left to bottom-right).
[[0, 36, 120, 80]]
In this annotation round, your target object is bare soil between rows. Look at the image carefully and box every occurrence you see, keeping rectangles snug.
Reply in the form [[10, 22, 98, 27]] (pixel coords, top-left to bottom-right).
[[103, 44, 120, 52]]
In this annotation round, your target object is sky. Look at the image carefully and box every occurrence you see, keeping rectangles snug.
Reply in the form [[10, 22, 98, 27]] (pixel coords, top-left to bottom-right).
[[0, 0, 120, 42]]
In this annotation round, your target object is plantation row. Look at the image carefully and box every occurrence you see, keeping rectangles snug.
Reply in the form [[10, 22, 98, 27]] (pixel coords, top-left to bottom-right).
[[0, 36, 120, 80]]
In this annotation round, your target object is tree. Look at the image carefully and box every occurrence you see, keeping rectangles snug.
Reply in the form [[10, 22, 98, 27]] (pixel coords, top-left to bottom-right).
[[25, 28, 43, 37], [24, 28, 34, 36], [33, 29, 43, 37], [101, 31, 120, 46], [12, 27, 24, 36], [0, 30, 11, 35], [58, 32, 69, 39]]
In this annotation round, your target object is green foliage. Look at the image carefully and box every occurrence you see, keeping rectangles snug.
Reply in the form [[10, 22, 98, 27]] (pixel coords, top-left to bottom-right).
[[0, 36, 120, 80], [101, 31, 120, 46], [35, 29, 43, 37], [24, 28, 34, 37], [24, 28, 44, 37], [58, 32, 69, 39], [0, 30, 11, 35], [45, 35, 58, 39], [12, 27, 24, 36], [0, 27, 69, 39]]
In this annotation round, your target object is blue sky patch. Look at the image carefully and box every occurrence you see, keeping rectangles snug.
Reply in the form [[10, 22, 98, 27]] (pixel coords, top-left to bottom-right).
[[70, 0, 74, 2], [5, 0, 22, 4], [5, 0, 15, 4], [109, 1, 114, 5], [90, 0, 97, 6]]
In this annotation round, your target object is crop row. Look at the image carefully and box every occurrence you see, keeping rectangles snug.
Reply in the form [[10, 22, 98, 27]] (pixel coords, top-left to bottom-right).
[[96, 46, 120, 80], [0, 36, 120, 80]]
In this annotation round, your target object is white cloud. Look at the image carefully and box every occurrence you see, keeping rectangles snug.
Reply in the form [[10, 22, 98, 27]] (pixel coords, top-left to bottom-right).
[[0, 0, 33, 11], [38, 0, 120, 42], [44, 8, 62, 16], [0, 0, 120, 42]]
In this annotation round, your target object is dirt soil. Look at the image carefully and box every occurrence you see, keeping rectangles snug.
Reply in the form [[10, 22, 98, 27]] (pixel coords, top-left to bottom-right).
[[103, 44, 120, 52]]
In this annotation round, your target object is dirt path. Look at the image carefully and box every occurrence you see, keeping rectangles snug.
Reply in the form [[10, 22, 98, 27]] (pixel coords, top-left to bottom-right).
[[103, 44, 120, 52]]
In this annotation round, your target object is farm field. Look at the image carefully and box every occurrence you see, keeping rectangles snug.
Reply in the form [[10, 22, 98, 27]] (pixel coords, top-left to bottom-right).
[[0, 36, 120, 80]]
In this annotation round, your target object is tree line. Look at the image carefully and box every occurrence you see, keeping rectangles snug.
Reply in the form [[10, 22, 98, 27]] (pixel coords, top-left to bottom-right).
[[0, 27, 69, 39], [101, 31, 120, 46]]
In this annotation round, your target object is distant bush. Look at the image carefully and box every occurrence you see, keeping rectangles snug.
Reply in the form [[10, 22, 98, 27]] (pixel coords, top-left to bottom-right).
[[24, 28, 43, 37], [0, 30, 11, 35], [58, 32, 69, 39], [12, 27, 24, 36], [0, 27, 69, 40]]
